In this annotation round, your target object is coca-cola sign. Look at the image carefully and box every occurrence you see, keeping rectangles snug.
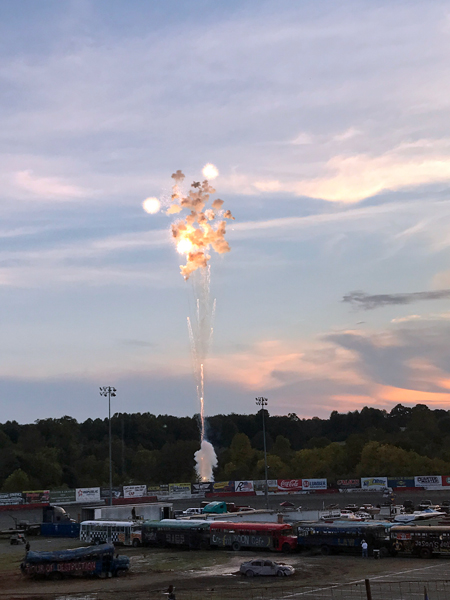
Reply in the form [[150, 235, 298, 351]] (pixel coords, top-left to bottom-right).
[[277, 479, 302, 492]]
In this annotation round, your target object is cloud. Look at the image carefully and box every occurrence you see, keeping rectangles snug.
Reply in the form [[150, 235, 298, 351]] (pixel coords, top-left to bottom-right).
[[343, 289, 450, 310], [14, 170, 90, 199]]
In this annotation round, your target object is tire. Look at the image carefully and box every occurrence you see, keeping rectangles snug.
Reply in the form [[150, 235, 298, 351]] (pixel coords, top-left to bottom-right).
[[420, 548, 432, 559], [132, 538, 140, 548], [277, 570, 285, 577], [232, 541, 241, 551], [246, 570, 254, 577], [116, 569, 126, 577], [320, 545, 330, 556], [282, 543, 291, 554], [379, 547, 389, 558]]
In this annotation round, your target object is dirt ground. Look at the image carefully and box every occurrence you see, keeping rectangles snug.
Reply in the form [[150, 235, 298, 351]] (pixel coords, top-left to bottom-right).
[[1, 537, 450, 600]]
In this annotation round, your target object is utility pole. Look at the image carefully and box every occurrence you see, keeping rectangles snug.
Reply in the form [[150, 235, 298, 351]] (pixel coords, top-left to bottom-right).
[[100, 386, 116, 506], [255, 397, 269, 509]]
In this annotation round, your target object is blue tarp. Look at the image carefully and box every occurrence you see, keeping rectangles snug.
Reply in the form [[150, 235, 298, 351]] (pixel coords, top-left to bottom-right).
[[26, 543, 114, 563]]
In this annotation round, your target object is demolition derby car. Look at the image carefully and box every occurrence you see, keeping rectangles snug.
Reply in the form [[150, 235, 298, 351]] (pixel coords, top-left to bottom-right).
[[240, 559, 295, 577]]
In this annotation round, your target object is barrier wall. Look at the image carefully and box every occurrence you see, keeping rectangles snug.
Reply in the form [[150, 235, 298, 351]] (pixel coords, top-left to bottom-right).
[[2, 474, 450, 507]]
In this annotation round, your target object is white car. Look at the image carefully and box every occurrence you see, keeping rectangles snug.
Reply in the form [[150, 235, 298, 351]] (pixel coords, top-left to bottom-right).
[[240, 559, 295, 577], [182, 508, 203, 516]]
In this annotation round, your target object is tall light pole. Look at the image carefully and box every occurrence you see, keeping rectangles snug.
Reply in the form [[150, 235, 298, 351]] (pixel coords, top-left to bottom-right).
[[255, 397, 269, 509], [100, 386, 116, 506]]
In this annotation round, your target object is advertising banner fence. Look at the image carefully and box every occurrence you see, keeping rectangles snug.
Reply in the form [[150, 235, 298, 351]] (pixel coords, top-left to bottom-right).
[[49, 489, 76, 503], [213, 481, 235, 493], [387, 477, 415, 489], [302, 479, 327, 490], [442, 476, 450, 486], [123, 485, 147, 498], [361, 477, 388, 490], [0, 492, 24, 506], [337, 479, 360, 489], [169, 483, 192, 497], [100, 487, 122, 500], [234, 481, 254, 493], [254, 480, 278, 494], [147, 485, 168, 497], [76, 487, 100, 502], [277, 479, 302, 492], [191, 482, 213, 495], [23, 490, 49, 504], [414, 476, 442, 488]]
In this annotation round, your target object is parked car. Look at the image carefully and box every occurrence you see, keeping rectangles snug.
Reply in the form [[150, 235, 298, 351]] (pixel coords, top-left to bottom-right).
[[240, 559, 295, 577], [182, 508, 204, 516], [418, 500, 440, 511]]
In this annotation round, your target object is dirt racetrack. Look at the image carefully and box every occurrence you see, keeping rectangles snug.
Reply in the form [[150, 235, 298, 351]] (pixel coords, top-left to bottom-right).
[[2, 537, 450, 600]]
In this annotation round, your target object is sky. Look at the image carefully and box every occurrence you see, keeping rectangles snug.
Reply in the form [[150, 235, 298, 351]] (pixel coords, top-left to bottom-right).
[[1, 0, 450, 423]]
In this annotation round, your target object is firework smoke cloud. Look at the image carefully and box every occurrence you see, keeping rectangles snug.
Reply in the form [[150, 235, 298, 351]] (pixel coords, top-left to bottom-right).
[[169, 168, 234, 280]]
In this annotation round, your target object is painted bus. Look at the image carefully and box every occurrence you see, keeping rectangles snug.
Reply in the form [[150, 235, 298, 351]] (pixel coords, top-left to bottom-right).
[[21, 543, 129, 579], [296, 522, 392, 556], [390, 525, 450, 559], [80, 520, 142, 547], [142, 519, 210, 550], [209, 522, 297, 552]]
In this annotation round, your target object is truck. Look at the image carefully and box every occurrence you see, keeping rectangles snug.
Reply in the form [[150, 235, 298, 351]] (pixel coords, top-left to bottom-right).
[[20, 543, 130, 579]]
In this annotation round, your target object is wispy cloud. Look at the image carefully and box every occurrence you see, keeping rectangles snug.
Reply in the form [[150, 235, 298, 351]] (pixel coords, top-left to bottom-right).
[[14, 170, 91, 199], [343, 289, 450, 310]]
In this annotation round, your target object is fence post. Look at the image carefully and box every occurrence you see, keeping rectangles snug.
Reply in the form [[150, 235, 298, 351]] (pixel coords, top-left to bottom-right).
[[365, 579, 373, 600]]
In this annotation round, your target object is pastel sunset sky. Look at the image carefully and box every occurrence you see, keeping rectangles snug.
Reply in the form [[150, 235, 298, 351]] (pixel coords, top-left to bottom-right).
[[2, 0, 450, 422]]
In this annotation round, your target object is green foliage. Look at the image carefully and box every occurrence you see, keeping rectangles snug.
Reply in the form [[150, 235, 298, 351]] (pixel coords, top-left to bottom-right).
[[0, 403, 449, 488], [2, 468, 31, 492]]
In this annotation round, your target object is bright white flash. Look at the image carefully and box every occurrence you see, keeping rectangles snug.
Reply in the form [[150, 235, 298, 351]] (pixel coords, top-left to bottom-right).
[[202, 163, 219, 180], [142, 197, 161, 214]]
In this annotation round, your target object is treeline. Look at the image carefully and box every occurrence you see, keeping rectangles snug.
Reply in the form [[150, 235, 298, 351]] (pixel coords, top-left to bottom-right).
[[1, 404, 450, 492]]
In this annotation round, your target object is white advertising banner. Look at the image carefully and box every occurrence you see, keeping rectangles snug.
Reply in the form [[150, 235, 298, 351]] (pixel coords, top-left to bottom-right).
[[415, 476, 442, 488], [123, 484, 147, 498], [234, 481, 254, 493], [76, 487, 101, 503], [302, 479, 327, 490], [361, 477, 388, 490]]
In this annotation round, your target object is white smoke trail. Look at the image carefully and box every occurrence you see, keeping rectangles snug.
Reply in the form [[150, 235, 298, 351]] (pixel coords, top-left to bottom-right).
[[144, 167, 233, 482]]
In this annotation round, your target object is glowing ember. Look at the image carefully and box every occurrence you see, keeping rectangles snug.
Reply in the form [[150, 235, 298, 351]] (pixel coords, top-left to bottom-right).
[[202, 163, 219, 180], [142, 197, 161, 214], [177, 238, 195, 255]]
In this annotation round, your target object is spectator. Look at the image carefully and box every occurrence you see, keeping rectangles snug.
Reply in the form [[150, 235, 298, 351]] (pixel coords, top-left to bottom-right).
[[361, 539, 368, 558]]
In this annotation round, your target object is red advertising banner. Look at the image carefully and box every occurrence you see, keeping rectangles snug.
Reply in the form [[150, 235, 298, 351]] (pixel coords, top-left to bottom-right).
[[277, 479, 302, 492], [441, 476, 450, 486]]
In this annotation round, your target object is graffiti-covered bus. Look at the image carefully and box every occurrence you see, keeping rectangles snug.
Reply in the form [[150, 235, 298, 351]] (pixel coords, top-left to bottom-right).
[[296, 521, 392, 556], [142, 519, 210, 550], [390, 525, 450, 559], [210, 522, 297, 553], [80, 521, 142, 547]]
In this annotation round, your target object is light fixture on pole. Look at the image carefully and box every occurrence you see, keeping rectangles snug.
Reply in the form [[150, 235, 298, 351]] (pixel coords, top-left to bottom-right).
[[100, 386, 116, 507], [255, 396, 269, 509]]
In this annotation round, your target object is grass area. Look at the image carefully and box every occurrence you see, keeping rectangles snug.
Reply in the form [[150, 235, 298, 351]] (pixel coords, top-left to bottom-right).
[[0, 550, 23, 573]]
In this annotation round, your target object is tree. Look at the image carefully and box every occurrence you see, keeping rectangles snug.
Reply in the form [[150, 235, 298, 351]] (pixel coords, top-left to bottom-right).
[[2, 468, 31, 492]]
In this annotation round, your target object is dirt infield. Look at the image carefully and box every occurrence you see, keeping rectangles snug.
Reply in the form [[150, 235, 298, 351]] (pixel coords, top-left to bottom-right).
[[1, 537, 450, 600]]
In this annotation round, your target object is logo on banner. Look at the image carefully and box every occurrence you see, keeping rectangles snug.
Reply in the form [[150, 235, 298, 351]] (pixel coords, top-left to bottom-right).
[[76, 487, 100, 502], [123, 485, 147, 498], [415, 476, 442, 487], [191, 482, 212, 494], [361, 477, 387, 488], [235, 481, 254, 492], [277, 479, 302, 492], [302, 479, 327, 490], [337, 479, 360, 487]]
